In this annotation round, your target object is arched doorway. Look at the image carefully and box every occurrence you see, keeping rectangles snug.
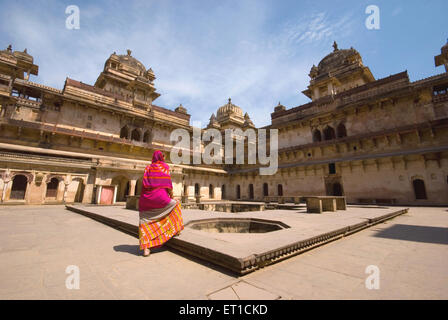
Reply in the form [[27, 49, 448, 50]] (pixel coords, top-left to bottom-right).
[[136, 178, 143, 195], [337, 123, 347, 138], [120, 126, 129, 139], [221, 184, 226, 200], [332, 183, 343, 196], [111, 175, 130, 202], [324, 126, 336, 140], [263, 183, 269, 197], [277, 184, 283, 196], [124, 181, 130, 198], [10, 175, 27, 200], [209, 184, 214, 199], [143, 130, 152, 143], [248, 184, 254, 200], [194, 183, 200, 197], [73, 179, 85, 203], [413, 179, 427, 200], [131, 128, 140, 141], [45, 177, 59, 199]]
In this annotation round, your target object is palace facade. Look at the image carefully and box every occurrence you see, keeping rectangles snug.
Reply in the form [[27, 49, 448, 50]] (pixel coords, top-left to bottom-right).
[[0, 41, 447, 205]]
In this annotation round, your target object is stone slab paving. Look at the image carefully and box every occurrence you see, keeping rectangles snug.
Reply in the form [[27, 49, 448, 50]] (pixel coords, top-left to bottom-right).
[[0, 205, 446, 299], [66, 204, 408, 273]]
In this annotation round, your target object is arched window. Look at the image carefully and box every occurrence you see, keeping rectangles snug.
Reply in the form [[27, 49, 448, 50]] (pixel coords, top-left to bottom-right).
[[413, 179, 427, 200], [313, 129, 322, 142], [131, 128, 140, 141], [277, 184, 283, 196], [209, 184, 214, 199], [143, 130, 151, 143], [324, 126, 336, 140], [221, 184, 226, 200], [248, 184, 254, 200], [46, 177, 59, 198], [10, 175, 27, 200], [263, 183, 269, 197], [236, 185, 241, 199], [120, 126, 129, 139], [194, 183, 200, 196], [337, 123, 347, 138]]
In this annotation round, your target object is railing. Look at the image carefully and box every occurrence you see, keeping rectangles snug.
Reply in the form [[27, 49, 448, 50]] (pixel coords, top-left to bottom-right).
[[0, 150, 93, 165], [14, 78, 62, 94], [433, 93, 448, 103]]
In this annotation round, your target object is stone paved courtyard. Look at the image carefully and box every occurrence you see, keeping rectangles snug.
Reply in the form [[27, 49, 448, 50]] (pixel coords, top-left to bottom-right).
[[0, 205, 447, 299]]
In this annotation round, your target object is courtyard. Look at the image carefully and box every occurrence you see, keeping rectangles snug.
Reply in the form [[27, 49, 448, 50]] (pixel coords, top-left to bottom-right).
[[0, 204, 446, 299]]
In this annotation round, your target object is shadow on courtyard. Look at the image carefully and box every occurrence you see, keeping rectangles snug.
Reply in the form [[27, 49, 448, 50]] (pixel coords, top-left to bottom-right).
[[167, 246, 239, 277], [113, 244, 238, 277], [113, 244, 168, 255], [373, 224, 448, 245]]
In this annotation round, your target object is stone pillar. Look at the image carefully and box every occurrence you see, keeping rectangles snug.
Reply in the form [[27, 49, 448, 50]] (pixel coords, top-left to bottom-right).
[[83, 180, 94, 204], [1, 179, 11, 202], [96, 185, 102, 204], [313, 87, 320, 100], [113, 185, 118, 204], [306, 197, 323, 213], [187, 185, 195, 200], [322, 198, 337, 212], [335, 197, 347, 210], [129, 179, 136, 196], [63, 181, 70, 203], [327, 82, 334, 95]]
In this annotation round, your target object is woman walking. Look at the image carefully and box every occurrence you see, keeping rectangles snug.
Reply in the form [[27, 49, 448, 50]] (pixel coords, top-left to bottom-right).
[[138, 150, 184, 257]]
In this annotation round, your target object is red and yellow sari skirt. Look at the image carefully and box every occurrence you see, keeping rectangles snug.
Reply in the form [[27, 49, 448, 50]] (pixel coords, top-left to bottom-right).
[[139, 202, 184, 250]]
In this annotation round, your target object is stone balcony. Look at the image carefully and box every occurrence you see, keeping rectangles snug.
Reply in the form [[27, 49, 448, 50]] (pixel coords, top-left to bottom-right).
[[15, 96, 42, 109]]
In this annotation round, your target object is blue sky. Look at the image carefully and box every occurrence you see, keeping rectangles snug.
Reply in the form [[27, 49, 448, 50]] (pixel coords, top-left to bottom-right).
[[1, 0, 447, 127]]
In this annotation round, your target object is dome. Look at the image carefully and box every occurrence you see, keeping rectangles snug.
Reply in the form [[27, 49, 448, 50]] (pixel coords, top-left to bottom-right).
[[317, 48, 359, 75], [217, 98, 243, 119], [312, 42, 361, 78], [117, 51, 146, 73]]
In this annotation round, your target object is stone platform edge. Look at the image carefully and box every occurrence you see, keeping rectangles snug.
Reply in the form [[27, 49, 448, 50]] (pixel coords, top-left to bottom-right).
[[65, 205, 408, 275]]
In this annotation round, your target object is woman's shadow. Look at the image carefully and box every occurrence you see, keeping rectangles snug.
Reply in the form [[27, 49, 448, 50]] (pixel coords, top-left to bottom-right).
[[113, 244, 167, 256]]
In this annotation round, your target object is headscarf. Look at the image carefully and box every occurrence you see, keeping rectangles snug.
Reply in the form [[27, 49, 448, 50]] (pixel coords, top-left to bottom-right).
[[142, 150, 173, 190]]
